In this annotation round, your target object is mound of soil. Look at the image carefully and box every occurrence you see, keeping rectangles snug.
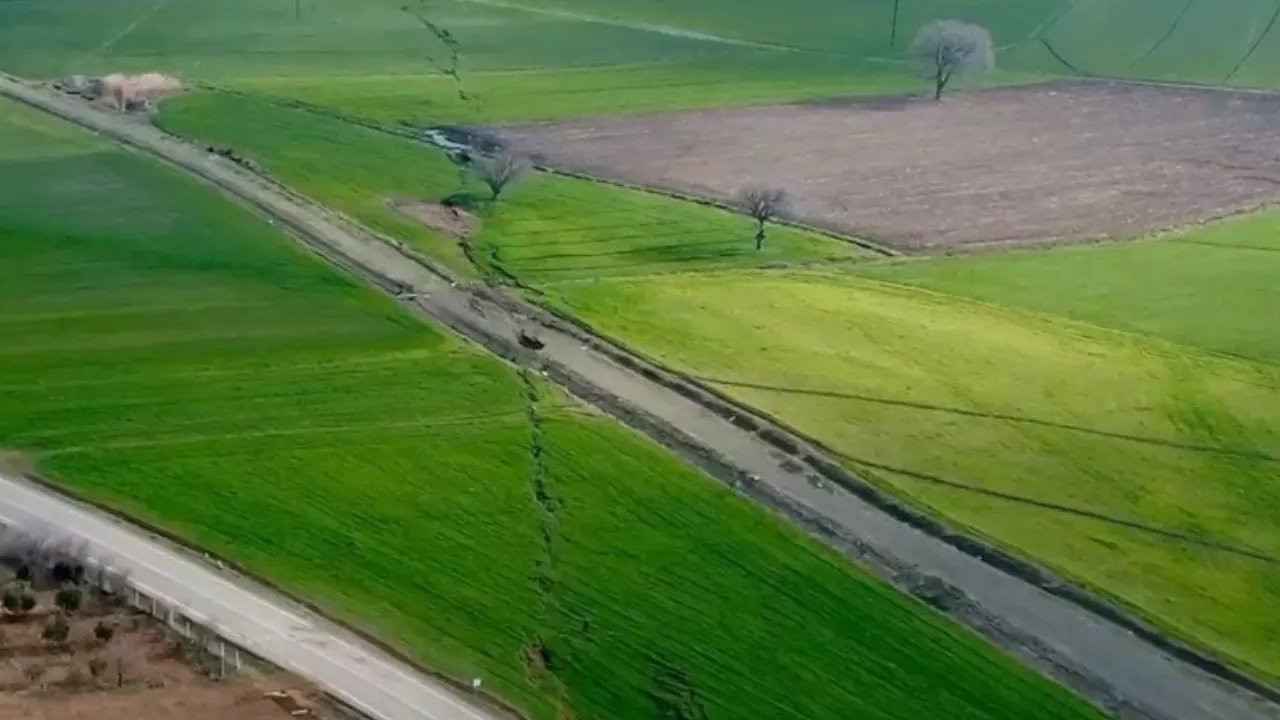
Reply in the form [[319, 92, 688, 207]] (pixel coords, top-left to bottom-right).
[[388, 198, 480, 239]]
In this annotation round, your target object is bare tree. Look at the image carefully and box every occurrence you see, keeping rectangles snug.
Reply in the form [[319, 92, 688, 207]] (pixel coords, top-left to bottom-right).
[[910, 20, 994, 99], [736, 187, 789, 250], [472, 151, 530, 203]]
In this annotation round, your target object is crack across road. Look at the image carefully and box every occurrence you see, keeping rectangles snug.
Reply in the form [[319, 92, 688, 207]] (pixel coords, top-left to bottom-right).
[[2, 74, 1279, 720]]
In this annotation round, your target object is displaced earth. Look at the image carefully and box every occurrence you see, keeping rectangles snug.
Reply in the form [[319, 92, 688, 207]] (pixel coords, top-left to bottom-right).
[[500, 81, 1280, 250], [3, 75, 1279, 720]]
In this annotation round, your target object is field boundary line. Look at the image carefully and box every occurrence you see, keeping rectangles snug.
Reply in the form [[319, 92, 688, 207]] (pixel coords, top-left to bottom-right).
[[453, 0, 805, 54], [97, 0, 170, 52], [1226, 0, 1280, 81], [6, 72, 1280, 719], [846, 259, 1280, 372], [1131, 0, 1196, 69]]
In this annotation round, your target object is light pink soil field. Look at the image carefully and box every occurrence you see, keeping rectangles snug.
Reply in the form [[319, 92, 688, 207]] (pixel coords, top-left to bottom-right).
[[499, 82, 1280, 251]]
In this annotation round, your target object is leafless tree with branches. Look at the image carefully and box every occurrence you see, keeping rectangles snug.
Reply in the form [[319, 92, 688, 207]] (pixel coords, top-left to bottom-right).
[[910, 20, 994, 100], [473, 151, 531, 203], [736, 187, 789, 250]]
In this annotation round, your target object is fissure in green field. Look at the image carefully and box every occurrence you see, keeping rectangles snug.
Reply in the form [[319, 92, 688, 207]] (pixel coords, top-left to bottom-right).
[[0, 97, 1108, 720]]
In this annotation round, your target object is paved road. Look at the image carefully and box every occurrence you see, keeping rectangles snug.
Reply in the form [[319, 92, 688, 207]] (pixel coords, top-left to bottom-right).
[[0, 474, 503, 720], [3, 74, 1279, 720]]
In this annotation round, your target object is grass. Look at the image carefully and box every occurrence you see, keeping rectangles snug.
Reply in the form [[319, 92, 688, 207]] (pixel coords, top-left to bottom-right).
[[0, 97, 1112, 720], [8, 0, 1280, 127], [1007, 0, 1280, 86], [0, 0, 1233, 127], [855, 213, 1280, 364], [158, 90, 869, 281], [545, 268, 1280, 680], [151, 87, 1280, 678]]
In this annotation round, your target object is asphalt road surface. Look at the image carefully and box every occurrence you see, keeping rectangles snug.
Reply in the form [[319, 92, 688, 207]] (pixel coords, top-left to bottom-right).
[[2, 74, 1279, 720]]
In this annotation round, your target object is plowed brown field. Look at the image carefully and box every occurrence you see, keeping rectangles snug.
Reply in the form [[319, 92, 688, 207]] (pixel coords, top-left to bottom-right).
[[500, 82, 1280, 250]]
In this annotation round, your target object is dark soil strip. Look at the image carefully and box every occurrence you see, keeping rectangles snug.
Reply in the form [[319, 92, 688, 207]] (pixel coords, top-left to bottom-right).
[[1226, 0, 1280, 81]]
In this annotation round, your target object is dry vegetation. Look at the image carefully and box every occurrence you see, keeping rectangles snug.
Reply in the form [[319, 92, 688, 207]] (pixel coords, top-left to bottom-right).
[[501, 82, 1280, 250]]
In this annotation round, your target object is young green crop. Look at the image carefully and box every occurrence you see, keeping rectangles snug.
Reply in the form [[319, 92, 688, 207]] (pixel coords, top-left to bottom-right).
[[548, 269, 1280, 680], [855, 214, 1280, 363], [158, 91, 868, 280], [1, 98, 1107, 720]]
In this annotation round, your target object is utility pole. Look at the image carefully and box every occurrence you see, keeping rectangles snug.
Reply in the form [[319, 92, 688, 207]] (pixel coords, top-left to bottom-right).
[[295, 0, 301, 22], [890, 0, 901, 47]]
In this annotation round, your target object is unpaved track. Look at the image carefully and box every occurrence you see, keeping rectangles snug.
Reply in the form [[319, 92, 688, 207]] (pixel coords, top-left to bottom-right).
[[2, 75, 1279, 720]]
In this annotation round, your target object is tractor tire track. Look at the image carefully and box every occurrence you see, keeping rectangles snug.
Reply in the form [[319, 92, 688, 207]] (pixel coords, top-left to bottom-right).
[[1226, 0, 1280, 81], [1132, 0, 1195, 69]]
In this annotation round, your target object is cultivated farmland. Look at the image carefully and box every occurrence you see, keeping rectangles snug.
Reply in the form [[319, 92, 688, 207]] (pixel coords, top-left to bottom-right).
[[547, 267, 1280, 680], [5, 0, 1280, 714], [856, 210, 1280, 362], [157, 90, 868, 282], [154, 86, 1280, 681], [502, 82, 1280, 250], [11, 0, 1280, 128], [0, 98, 1111, 720]]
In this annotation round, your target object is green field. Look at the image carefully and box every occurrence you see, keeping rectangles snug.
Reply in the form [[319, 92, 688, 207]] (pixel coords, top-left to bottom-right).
[[549, 268, 1280, 679], [158, 90, 869, 281], [0, 98, 1114, 720], [856, 215, 1280, 364], [153, 88, 1280, 679], [9, 0, 1280, 126], [5, 0, 1280, 705]]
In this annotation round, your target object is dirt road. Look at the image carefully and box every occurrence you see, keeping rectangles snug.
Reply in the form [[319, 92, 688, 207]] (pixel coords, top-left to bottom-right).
[[2, 74, 1278, 720]]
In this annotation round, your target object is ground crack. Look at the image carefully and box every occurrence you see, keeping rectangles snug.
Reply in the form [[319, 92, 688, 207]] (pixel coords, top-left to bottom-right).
[[517, 369, 582, 719]]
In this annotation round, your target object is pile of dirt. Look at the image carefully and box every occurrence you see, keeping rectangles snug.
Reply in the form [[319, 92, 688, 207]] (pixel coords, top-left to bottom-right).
[[99, 73, 182, 111], [388, 198, 480, 239], [55, 73, 183, 112]]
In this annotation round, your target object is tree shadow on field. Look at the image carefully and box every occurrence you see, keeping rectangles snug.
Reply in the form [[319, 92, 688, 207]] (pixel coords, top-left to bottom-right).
[[839, 453, 1280, 567], [701, 377, 1280, 464]]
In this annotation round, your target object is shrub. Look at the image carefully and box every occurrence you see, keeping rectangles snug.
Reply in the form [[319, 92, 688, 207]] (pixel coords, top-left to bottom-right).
[[54, 585, 84, 614], [42, 613, 71, 647]]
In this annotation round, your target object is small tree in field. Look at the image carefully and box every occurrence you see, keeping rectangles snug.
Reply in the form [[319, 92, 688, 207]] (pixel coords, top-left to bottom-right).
[[911, 20, 994, 99], [736, 187, 789, 250], [473, 151, 530, 203]]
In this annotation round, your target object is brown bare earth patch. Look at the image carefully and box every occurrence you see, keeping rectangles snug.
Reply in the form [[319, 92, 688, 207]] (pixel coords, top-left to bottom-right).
[[389, 198, 479, 239], [499, 81, 1280, 251], [0, 576, 327, 720]]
